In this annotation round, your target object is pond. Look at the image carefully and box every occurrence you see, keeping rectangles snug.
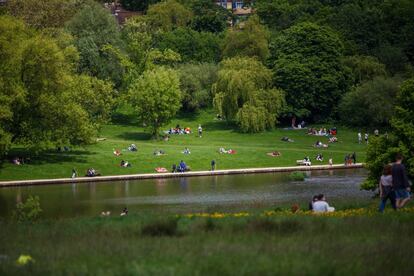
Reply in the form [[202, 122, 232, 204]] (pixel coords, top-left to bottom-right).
[[0, 169, 370, 218]]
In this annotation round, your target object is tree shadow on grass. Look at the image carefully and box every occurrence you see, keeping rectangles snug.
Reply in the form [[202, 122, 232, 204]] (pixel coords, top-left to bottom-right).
[[111, 112, 138, 127], [202, 120, 236, 132], [116, 132, 152, 141], [5, 149, 93, 165]]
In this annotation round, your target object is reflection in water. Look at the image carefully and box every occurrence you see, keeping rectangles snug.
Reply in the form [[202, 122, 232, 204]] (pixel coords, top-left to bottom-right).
[[0, 169, 370, 218]]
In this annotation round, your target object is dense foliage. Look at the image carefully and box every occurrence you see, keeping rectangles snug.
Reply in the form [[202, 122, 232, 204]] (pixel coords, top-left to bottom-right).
[[128, 67, 181, 138], [362, 78, 414, 190], [213, 57, 285, 132], [1, 0, 414, 157], [270, 22, 351, 120]]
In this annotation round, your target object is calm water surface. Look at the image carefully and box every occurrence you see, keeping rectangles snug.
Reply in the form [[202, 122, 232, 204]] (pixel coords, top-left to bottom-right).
[[0, 169, 370, 218]]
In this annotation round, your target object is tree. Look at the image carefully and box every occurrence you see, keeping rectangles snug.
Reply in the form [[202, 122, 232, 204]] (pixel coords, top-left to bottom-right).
[[156, 27, 221, 63], [342, 55, 386, 85], [66, 1, 125, 87], [0, 16, 101, 154], [70, 75, 116, 127], [362, 77, 414, 190], [176, 63, 218, 112], [146, 0, 193, 32], [5, 0, 85, 29], [120, 0, 159, 12], [222, 15, 270, 63], [128, 67, 181, 138], [270, 22, 351, 120], [190, 0, 231, 33], [339, 76, 401, 127], [213, 57, 285, 132]]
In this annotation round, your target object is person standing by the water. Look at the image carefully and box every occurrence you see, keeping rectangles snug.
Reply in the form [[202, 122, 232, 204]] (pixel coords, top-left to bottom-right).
[[211, 160, 216, 171], [392, 154, 411, 208], [71, 168, 77, 179], [378, 164, 396, 212], [364, 132, 369, 144], [351, 152, 356, 164]]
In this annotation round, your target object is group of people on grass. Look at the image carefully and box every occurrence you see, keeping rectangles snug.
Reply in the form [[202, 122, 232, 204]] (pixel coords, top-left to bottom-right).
[[307, 127, 337, 136], [344, 152, 357, 165], [378, 154, 411, 212], [166, 124, 192, 135]]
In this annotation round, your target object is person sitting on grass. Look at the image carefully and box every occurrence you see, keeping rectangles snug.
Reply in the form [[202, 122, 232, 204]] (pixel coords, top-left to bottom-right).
[[128, 144, 137, 151], [153, 149, 165, 156], [120, 207, 128, 216], [86, 168, 100, 177], [113, 149, 121, 156], [308, 195, 319, 210], [303, 156, 311, 166], [312, 194, 335, 213], [219, 147, 228, 154], [178, 160, 190, 172], [183, 147, 191, 154], [316, 153, 323, 162], [328, 136, 338, 143], [120, 160, 131, 167], [12, 158, 21, 165]]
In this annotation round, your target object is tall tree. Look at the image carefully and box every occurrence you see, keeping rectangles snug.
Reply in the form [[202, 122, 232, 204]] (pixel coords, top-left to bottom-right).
[[66, 1, 125, 87], [270, 22, 351, 120], [363, 77, 414, 190], [213, 57, 285, 132], [222, 15, 270, 63], [190, 0, 230, 33], [339, 76, 400, 127], [146, 0, 193, 32], [156, 27, 221, 63], [5, 0, 86, 29], [128, 67, 181, 138]]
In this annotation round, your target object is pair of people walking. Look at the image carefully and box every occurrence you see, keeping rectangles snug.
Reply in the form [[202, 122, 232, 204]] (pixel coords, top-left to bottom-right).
[[379, 154, 411, 212]]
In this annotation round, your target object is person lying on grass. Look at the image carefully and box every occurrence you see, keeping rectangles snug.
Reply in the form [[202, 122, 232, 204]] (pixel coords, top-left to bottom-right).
[[267, 151, 281, 157], [281, 136, 294, 142], [113, 149, 121, 156], [314, 141, 328, 148], [153, 149, 166, 156], [219, 148, 236, 154]]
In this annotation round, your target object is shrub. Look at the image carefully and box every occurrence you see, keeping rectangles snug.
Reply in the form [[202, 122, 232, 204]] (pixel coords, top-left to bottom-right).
[[13, 195, 42, 223], [141, 218, 179, 236], [289, 171, 307, 181]]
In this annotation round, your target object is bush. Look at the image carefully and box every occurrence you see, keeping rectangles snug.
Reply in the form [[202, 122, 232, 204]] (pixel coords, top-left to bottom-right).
[[141, 218, 179, 236], [13, 195, 42, 223], [289, 171, 307, 181]]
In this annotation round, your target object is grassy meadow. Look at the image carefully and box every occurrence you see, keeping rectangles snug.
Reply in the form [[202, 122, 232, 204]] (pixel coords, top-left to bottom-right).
[[1, 204, 414, 275], [0, 107, 367, 181]]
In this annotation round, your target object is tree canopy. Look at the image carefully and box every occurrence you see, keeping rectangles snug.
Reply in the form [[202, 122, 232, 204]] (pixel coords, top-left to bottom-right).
[[213, 57, 285, 132], [270, 22, 351, 120], [128, 67, 182, 138]]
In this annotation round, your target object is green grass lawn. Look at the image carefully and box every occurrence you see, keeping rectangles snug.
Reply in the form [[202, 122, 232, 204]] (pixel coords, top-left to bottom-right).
[[0, 107, 367, 181], [1, 204, 414, 275]]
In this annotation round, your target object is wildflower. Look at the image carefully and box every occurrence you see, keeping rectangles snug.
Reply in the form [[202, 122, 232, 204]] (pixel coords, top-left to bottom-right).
[[16, 255, 34, 266]]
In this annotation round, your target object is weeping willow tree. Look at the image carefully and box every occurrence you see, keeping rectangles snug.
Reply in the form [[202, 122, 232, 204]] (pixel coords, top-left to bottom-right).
[[213, 57, 285, 132]]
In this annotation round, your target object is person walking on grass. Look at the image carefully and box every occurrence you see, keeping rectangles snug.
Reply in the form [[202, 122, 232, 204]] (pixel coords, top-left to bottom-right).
[[198, 124, 202, 138], [378, 164, 396, 212], [392, 154, 411, 209]]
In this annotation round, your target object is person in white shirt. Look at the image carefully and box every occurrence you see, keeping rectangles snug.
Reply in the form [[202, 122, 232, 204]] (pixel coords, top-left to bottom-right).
[[312, 194, 335, 212], [357, 132, 362, 144]]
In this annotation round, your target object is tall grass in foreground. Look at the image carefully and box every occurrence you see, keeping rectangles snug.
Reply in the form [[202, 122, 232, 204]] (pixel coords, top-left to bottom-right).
[[1, 209, 414, 275]]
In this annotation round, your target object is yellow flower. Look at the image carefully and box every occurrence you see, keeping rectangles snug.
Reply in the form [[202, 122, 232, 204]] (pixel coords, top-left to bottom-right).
[[16, 255, 34, 266]]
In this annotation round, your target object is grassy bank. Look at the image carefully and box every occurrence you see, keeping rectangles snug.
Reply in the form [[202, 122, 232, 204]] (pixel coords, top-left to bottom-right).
[[1, 108, 367, 181], [1, 206, 414, 275]]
